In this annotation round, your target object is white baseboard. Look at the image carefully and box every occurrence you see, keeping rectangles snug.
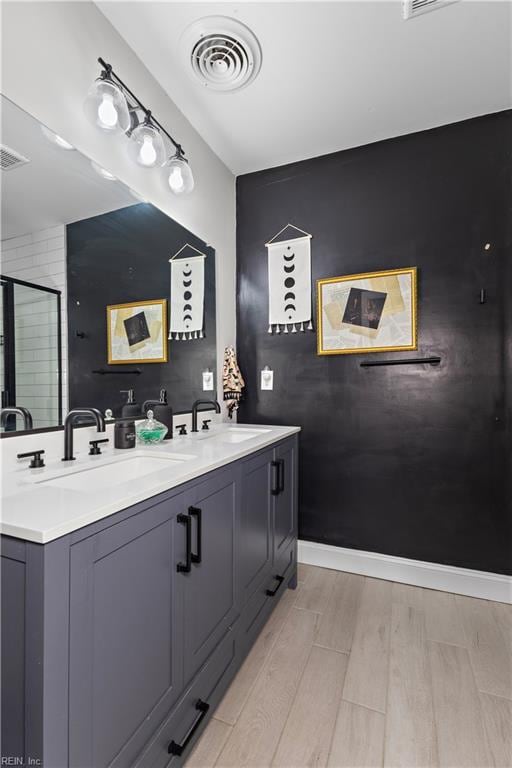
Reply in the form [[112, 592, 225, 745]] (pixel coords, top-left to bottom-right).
[[298, 540, 512, 604]]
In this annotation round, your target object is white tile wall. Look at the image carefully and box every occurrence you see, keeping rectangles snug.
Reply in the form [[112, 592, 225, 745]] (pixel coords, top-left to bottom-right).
[[0, 225, 68, 428]]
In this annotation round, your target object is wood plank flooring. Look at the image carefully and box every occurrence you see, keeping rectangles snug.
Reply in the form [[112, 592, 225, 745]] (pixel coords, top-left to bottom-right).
[[186, 566, 511, 768]]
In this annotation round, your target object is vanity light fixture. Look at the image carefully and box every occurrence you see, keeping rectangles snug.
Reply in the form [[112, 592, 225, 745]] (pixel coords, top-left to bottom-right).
[[128, 112, 166, 168], [85, 58, 194, 194], [84, 64, 130, 133], [166, 148, 195, 195], [40, 125, 75, 150]]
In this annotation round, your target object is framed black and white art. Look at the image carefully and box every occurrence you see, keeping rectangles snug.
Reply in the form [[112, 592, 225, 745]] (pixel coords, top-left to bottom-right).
[[317, 267, 417, 355], [107, 299, 168, 364]]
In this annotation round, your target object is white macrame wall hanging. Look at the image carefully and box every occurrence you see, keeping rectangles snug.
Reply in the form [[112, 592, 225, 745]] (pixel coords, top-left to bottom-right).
[[266, 223, 313, 334], [168, 244, 205, 341]]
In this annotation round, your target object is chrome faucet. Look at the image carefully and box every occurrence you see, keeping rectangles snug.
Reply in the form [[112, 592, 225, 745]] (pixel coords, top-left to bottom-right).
[[63, 408, 105, 461], [0, 406, 33, 431], [191, 399, 221, 433]]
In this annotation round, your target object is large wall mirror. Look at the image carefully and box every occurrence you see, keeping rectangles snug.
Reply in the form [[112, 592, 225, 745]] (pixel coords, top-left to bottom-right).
[[0, 96, 216, 433]]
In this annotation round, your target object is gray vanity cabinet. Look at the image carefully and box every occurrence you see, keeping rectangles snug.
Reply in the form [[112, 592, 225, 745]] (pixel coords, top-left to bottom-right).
[[239, 448, 274, 605], [1, 435, 298, 768], [68, 490, 187, 768], [1, 540, 26, 763], [272, 438, 297, 577], [67, 465, 241, 768], [238, 440, 297, 653], [180, 467, 240, 685]]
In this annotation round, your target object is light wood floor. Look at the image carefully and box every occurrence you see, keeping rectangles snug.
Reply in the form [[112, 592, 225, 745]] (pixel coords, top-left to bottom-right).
[[185, 565, 512, 768]]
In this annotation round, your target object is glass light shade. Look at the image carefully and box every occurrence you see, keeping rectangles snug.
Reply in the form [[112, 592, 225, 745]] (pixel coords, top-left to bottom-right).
[[128, 122, 166, 168], [84, 77, 130, 134], [40, 125, 75, 150], [167, 154, 195, 195]]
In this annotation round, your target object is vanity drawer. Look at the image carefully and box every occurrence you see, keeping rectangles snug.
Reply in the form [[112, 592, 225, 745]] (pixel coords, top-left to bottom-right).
[[239, 540, 296, 655], [273, 535, 296, 586], [135, 628, 238, 768]]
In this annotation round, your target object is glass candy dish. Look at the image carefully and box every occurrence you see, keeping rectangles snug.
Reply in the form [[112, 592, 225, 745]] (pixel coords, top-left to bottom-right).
[[136, 410, 168, 444]]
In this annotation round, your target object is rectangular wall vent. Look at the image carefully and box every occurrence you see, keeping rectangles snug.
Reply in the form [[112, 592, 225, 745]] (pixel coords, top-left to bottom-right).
[[0, 144, 30, 172], [402, 0, 459, 20]]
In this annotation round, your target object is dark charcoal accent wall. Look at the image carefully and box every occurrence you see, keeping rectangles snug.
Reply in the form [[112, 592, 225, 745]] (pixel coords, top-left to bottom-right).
[[67, 203, 216, 416], [237, 111, 512, 575]]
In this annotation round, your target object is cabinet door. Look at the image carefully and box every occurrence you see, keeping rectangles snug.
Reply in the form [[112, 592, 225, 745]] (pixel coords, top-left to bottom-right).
[[180, 468, 239, 685], [68, 492, 185, 768], [1, 547, 26, 763], [240, 448, 273, 603], [273, 439, 297, 575]]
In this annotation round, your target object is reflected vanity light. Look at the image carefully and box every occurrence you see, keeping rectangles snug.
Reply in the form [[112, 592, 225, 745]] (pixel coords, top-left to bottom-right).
[[85, 58, 194, 195], [40, 125, 75, 150], [91, 161, 117, 181]]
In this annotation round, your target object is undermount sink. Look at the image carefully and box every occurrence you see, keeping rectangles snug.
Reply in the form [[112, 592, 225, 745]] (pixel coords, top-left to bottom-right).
[[25, 451, 196, 492], [201, 427, 272, 444]]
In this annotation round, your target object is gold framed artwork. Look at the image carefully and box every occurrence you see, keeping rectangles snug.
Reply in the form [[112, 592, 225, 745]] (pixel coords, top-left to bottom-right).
[[317, 267, 417, 356], [107, 299, 168, 364]]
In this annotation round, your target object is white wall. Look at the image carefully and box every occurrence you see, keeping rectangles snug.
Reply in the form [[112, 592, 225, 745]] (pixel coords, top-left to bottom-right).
[[1, 226, 68, 427], [0, 1, 236, 411]]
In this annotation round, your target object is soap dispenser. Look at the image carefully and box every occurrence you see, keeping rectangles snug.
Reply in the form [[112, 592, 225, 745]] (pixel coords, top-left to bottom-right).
[[120, 389, 141, 418], [142, 388, 173, 440]]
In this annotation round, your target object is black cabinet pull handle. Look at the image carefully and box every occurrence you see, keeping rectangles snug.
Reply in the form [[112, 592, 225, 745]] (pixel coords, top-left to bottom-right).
[[266, 574, 285, 597], [177, 513, 192, 573], [271, 459, 285, 495], [168, 699, 210, 756], [189, 506, 202, 564], [271, 460, 280, 495], [278, 458, 285, 493]]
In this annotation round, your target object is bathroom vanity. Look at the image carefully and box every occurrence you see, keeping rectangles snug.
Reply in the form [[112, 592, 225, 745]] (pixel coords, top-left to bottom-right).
[[1, 91, 298, 768], [1, 424, 299, 767]]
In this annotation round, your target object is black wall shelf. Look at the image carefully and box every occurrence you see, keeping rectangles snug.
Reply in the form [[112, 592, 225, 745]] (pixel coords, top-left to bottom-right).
[[360, 356, 441, 368], [92, 368, 142, 375]]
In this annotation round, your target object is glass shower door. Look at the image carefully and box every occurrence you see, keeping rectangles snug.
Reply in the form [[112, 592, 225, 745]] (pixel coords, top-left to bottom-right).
[[0, 276, 62, 431]]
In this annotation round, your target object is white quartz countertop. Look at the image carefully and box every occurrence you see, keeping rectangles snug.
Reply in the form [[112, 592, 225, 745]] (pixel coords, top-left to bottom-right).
[[1, 423, 300, 544]]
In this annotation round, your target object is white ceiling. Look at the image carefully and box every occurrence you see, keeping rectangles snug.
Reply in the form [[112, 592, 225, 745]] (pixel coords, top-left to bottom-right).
[[97, 1, 511, 175], [1, 96, 136, 240]]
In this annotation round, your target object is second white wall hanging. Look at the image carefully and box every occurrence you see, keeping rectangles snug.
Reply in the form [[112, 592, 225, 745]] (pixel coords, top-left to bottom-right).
[[266, 223, 313, 334]]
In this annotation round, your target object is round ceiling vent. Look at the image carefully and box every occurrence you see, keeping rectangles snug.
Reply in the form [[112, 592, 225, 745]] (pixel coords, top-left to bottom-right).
[[180, 16, 262, 93]]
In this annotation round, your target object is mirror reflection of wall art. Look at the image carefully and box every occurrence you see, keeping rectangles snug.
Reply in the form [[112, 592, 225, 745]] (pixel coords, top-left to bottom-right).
[[317, 267, 417, 355], [168, 244, 206, 341], [107, 299, 168, 364]]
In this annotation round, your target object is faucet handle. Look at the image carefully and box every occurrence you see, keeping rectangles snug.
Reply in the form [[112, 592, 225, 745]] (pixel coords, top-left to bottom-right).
[[176, 424, 187, 436], [17, 450, 45, 469], [89, 438, 109, 456], [201, 419, 212, 431]]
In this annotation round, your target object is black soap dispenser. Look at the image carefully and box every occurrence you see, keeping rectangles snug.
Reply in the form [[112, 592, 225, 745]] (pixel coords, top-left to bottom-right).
[[120, 389, 141, 418], [142, 388, 173, 440]]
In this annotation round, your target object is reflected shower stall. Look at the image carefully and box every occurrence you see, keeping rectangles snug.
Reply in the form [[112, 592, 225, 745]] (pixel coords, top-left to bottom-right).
[[0, 276, 62, 431]]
